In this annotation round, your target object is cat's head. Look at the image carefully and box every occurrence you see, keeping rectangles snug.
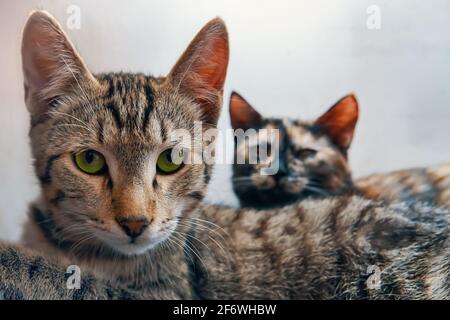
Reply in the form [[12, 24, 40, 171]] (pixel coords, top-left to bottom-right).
[[21, 11, 228, 256], [230, 92, 358, 208]]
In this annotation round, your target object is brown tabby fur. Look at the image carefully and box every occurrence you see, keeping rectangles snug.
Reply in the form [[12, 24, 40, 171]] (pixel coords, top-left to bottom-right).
[[0, 11, 448, 300], [1, 198, 449, 299]]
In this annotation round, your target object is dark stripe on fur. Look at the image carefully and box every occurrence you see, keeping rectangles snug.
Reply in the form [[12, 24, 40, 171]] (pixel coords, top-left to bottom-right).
[[32, 205, 74, 250], [186, 226, 203, 299], [187, 191, 204, 201], [28, 257, 44, 280], [107, 178, 114, 191], [352, 202, 377, 233], [116, 77, 123, 96], [329, 196, 351, 230], [142, 83, 154, 130], [106, 103, 123, 129], [104, 74, 115, 98], [72, 276, 95, 300], [50, 190, 66, 205], [98, 120, 104, 144], [423, 170, 441, 206], [0, 287, 24, 300], [39, 154, 61, 184], [204, 165, 211, 184], [50, 190, 82, 206]]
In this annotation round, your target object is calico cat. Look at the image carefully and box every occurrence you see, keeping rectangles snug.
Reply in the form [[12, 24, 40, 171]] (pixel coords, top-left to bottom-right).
[[230, 92, 357, 208], [230, 92, 450, 209], [0, 11, 448, 300]]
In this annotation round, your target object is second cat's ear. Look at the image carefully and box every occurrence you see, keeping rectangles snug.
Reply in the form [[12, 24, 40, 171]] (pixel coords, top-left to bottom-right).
[[229, 92, 262, 130], [21, 10, 97, 117], [168, 18, 229, 126], [314, 94, 359, 150]]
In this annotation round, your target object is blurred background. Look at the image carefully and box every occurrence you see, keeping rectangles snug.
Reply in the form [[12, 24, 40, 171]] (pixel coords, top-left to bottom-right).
[[1, 0, 449, 240]]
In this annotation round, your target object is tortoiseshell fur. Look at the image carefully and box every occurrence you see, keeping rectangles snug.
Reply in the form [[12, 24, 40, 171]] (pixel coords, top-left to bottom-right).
[[356, 164, 450, 208]]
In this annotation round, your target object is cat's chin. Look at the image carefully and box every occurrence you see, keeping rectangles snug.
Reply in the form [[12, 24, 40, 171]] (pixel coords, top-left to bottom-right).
[[109, 241, 161, 256], [95, 231, 171, 257]]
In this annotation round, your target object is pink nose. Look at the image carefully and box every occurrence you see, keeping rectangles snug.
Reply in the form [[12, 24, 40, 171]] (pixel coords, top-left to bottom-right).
[[116, 217, 149, 238]]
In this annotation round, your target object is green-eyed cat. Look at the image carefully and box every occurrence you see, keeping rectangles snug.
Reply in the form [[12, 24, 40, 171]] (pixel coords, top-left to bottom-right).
[[0, 11, 448, 300], [229, 91, 450, 209]]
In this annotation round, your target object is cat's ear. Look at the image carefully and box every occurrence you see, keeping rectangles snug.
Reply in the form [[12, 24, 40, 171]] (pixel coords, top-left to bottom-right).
[[229, 91, 262, 130], [168, 18, 229, 125], [314, 94, 359, 150], [21, 10, 97, 116]]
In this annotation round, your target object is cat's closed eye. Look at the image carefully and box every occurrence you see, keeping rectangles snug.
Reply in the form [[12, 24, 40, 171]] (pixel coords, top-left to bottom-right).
[[296, 148, 317, 160]]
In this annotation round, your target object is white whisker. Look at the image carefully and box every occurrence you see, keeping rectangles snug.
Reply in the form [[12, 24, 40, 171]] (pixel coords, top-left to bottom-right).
[[49, 110, 97, 136]]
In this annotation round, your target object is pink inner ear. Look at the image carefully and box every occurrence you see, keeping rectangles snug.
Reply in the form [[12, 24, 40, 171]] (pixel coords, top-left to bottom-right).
[[22, 19, 57, 91], [229, 93, 262, 130], [315, 94, 359, 149], [337, 129, 354, 149], [196, 37, 229, 92], [168, 18, 229, 125], [22, 11, 94, 95], [21, 11, 97, 116], [186, 34, 229, 118]]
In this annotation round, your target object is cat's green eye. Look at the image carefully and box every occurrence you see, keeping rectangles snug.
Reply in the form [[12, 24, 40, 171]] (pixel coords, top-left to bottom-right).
[[74, 150, 106, 174], [157, 149, 183, 174]]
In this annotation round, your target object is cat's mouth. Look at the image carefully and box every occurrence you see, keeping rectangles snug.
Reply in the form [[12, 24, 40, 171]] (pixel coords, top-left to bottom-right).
[[252, 174, 333, 201], [278, 176, 307, 194], [252, 174, 307, 194], [91, 219, 178, 256]]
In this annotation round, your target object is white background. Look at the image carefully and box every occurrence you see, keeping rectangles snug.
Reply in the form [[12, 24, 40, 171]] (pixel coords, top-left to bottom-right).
[[1, 0, 449, 240]]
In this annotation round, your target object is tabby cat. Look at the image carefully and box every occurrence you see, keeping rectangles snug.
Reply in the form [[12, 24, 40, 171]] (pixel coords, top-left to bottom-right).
[[0, 11, 448, 300], [230, 92, 450, 209]]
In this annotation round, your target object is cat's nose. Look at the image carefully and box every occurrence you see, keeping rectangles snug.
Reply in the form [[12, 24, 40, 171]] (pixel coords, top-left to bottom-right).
[[116, 217, 150, 239]]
